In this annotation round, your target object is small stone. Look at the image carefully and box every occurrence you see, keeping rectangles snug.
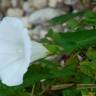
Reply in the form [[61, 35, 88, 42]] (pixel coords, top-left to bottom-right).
[[23, 1, 32, 15], [28, 0, 48, 9], [1, 0, 11, 8], [93, 6, 96, 12], [11, 0, 23, 8], [51, 25, 64, 32], [63, 23, 69, 32], [73, 0, 89, 10], [29, 25, 47, 41], [46, 55, 58, 60], [21, 17, 31, 29], [7, 8, 23, 17], [11, 0, 18, 7], [60, 60, 65, 67], [48, 0, 58, 7], [64, 0, 78, 5], [40, 29, 48, 39], [77, 55, 83, 61], [29, 8, 65, 24], [63, 26, 69, 32]]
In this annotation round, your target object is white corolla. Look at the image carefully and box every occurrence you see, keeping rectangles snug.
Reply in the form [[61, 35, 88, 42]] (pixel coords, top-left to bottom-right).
[[0, 17, 48, 86]]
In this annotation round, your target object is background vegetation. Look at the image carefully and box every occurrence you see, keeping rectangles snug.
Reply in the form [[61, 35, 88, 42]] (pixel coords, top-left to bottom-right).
[[1, 0, 96, 96]]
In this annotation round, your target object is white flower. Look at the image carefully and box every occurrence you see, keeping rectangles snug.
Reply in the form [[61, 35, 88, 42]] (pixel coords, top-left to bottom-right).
[[0, 17, 48, 86]]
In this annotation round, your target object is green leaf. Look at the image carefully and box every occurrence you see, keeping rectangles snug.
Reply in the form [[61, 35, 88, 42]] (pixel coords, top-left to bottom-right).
[[23, 64, 51, 87], [82, 11, 96, 25], [50, 64, 76, 79], [67, 19, 78, 30], [81, 89, 89, 96], [80, 60, 96, 79], [66, 55, 78, 66], [86, 47, 96, 60], [91, 0, 96, 3], [23, 59, 77, 87], [40, 59, 57, 69], [63, 88, 81, 96], [75, 72, 94, 84], [0, 83, 28, 96], [49, 11, 85, 25], [45, 44, 60, 54], [46, 29, 96, 54]]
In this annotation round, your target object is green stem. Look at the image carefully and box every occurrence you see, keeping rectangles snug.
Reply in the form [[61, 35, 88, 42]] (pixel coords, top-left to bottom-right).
[[30, 84, 36, 96]]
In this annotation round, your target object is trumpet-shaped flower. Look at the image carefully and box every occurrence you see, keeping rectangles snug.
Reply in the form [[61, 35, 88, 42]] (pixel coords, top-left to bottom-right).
[[0, 17, 48, 86]]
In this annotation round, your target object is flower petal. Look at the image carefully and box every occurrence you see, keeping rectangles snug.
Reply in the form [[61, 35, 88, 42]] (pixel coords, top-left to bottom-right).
[[0, 59, 28, 86], [31, 41, 48, 62], [0, 17, 32, 86]]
